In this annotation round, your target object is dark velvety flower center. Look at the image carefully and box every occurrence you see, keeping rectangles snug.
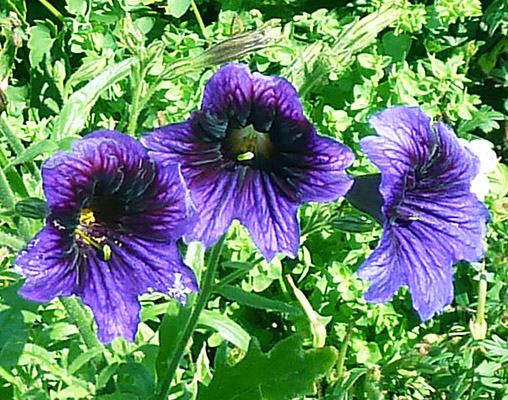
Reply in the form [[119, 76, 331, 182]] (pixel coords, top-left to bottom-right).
[[74, 193, 125, 260], [222, 124, 274, 168]]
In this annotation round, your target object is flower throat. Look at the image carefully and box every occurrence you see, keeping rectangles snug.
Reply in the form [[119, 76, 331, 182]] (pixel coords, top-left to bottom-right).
[[227, 124, 274, 164]]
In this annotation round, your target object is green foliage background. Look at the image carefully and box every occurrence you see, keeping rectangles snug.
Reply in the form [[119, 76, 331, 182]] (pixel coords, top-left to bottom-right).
[[0, 0, 507, 399]]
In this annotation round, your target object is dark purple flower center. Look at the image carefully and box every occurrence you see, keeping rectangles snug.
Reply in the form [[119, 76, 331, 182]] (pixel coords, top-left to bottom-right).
[[74, 192, 126, 261], [222, 124, 275, 168]]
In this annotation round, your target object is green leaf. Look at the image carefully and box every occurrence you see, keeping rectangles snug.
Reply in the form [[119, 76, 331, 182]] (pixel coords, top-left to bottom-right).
[[68, 347, 103, 374], [28, 23, 54, 66], [96, 363, 120, 390], [53, 58, 135, 140], [155, 301, 190, 383], [54, 385, 90, 400], [330, 368, 368, 400], [167, 0, 192, 18], [65, 0, 87, 15], [198, 310, 250, 351], [6, 139, 58, 168], [382, 31, 412, 62], [217, 285, 301, 315], [197, 336, 338, 400]]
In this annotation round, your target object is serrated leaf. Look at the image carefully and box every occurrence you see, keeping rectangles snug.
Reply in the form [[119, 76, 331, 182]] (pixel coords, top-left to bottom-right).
[[167, 0, 192, 18], [198, 310, 250, 351], [198, 336, 338, 400], [217, 285, 301, 315], [53, 58, 134, 140]]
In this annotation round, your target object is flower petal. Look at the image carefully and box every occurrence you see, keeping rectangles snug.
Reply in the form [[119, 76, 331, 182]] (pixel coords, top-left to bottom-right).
[[358, 106, 489, 320], [287, 134, 354, 203], [43, 131, 157, 219], [14, 222, 78, 302], [117, 163, 195, 241], [144, 64, 354, 260], [237, 169, 300, 260], [77, 237, 198, 343], [358, 226, 454, 321], [201, 63, 254, 127]]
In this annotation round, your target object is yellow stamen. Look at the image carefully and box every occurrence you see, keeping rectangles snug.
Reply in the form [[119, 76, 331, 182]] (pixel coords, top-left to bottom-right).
[[80, 208, 96, 225], [75, 228, 111, 261]]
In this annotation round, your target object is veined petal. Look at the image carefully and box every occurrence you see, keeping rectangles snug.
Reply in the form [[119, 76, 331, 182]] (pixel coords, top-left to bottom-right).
[[358, 105, 489, 320], [14, 222, 78, 302], [287, 134, 354, 203], [182, 167, 239, 248], [118, 163, 195, 241], [43, 131, 156, 219], [143, 63, 354, 260], [77, 237, 198, 343], [237, 169, 300, 260], [17, 130, 198, 343], [201, 63, 253, 126]]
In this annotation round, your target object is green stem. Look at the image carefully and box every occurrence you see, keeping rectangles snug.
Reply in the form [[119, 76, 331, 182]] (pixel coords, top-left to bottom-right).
[[59, 297, 104, 353], [37, 0, 64, 21], [470, 261, 488, 340], [213, 257, 261, 290], [155, 236, 225, 400], [0, 117, 38, 178], [5, 0, 28, 26], [190, 0, 207, 39], [0, 231, 25, 251], [336, 323, 353, 380], [127, 60, 147, 136]]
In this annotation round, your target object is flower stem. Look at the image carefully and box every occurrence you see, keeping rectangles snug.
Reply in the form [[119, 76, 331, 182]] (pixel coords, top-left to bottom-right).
[[127, 59, 148, 136], [155, 236, 225, 400], [190, 0, 207, 39], [59, 296, 104, 353], [470, 261, 488, 340], [336, 323, 353, 380], [37, 0, 64, 20]]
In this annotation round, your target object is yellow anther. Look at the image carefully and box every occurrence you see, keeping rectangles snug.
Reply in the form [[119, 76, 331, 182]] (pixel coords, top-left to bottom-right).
[[75, 228, 111, 261], [80, 208, 96, 225]]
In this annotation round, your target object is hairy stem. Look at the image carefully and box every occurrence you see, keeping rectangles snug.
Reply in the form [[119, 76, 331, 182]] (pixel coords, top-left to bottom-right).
[[155, 236, 225, 400], [59, 297, 104, 354]]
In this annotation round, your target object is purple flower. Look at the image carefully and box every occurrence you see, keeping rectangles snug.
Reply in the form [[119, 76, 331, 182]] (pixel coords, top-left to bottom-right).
[[15, 131, 198, 343], [357, 106, 489, 321], [142, 63, 354, 260]]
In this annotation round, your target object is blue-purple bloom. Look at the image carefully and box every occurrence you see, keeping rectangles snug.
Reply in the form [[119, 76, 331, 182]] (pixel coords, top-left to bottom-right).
[[357, 106, 489, 321], [15, 131, 198, 343], [142, 63, 355, 260]]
